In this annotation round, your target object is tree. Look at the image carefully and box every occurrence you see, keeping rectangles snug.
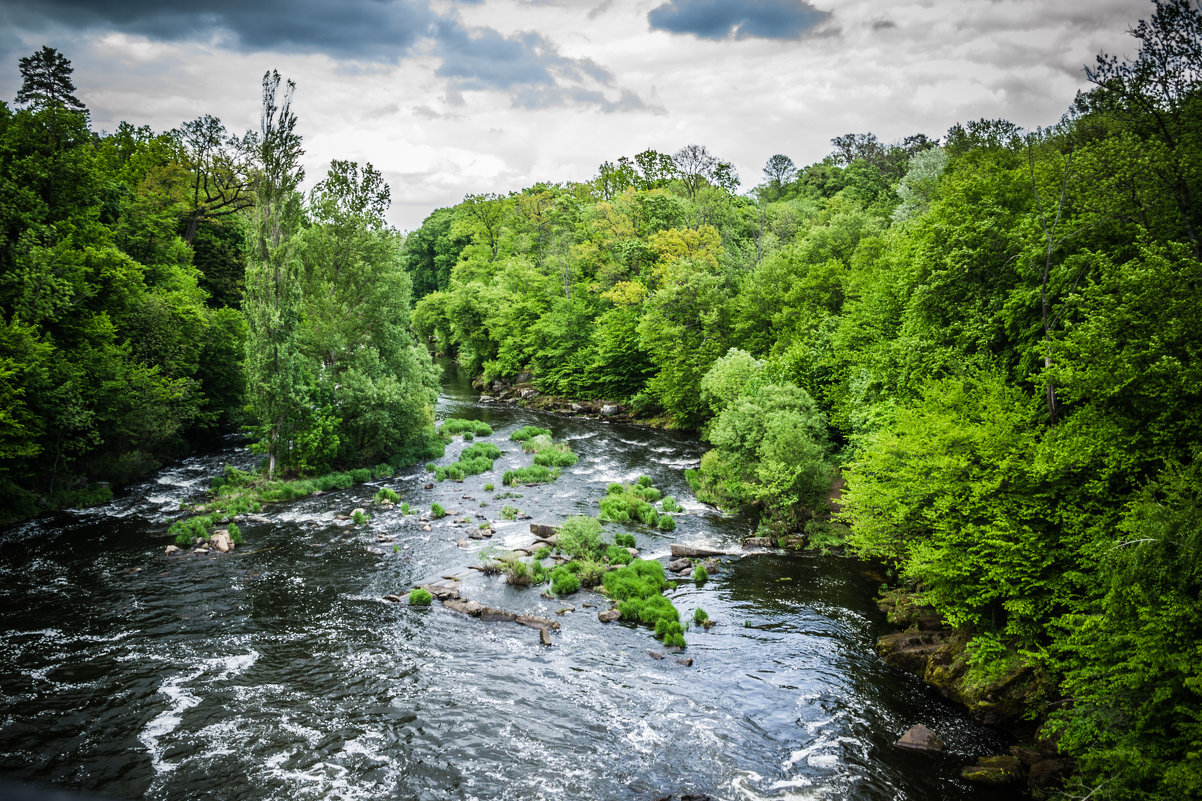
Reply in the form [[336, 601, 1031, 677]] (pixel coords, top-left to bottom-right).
[[177, 114, 256, 244], [1080, 0, 1202, 257], [243, 70, 307, 478], [673, 144, 715, 199], [15, 46, 85, 112], [762, 154, 796, 200]]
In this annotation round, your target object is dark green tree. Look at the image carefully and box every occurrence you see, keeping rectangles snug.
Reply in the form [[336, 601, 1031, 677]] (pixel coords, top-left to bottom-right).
[[15, 46, 85, 112]]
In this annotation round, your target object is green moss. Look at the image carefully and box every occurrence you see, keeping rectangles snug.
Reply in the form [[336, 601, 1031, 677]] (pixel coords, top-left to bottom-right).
[[605, 544, 634, 565], [409, 587, 434, 606], [692, 564, 708, 583], [352, 509, 370, 525], [657, 514, 676, 531], [374, 486, 399, 503], [614, 532, 637, 549], [693, 607, 708, 624], [660, 496, 681, 513], [439, 418, 494, 437], [431, 502, 447, 518], [502, 465, 560, 486], [535, 546, 551, 560]]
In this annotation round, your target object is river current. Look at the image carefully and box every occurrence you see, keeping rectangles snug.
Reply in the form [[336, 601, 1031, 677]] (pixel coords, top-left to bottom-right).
[[0, 362, 1017, 800]]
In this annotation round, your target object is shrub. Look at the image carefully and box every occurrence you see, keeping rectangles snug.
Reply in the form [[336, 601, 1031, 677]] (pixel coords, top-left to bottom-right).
[[633, 485, 662, 502], [425, 462, 436, 472], [409, 587, 434, 606], [430, 502, 447, 518], [400, 502, 412, 515], [374, 487, 399, 504], [351, 468, 372, 484], [557, 516, 604, 559], [531, 559, 551, 585], [600, 484, 662, 526], [551, 566, 580, 595], [500, 555, 532, 586], [463, 431, 474, 441], [510, 426, 552, 442], [692, 564, 709, 583], [615, 533, 637, 549], [535, 546, 551, 560], [637, 475, 652, 488], [575, 558, 608, 587], [657, 514, 676, 532], [373, 463, 394, 478]]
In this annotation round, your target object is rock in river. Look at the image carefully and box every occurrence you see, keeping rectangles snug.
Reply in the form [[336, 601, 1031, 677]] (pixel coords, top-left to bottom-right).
[[896, 724, 944, 752]]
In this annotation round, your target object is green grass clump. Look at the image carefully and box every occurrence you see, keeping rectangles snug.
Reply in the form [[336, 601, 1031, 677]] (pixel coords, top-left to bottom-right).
[[440, 418, 494, 437], [557, 516, 604, 560], [352, 509, 370, 525], [510, 426, 552, 442], [373, 463, 394, 478], [535, 546, 551, 560], [409, 587, 434, 606], [499, 555, 533, 586], [399, 502, 412, 515], [434, 441, 503, 482], [484, 483, 495, 491], [605, 544, 634, 565], [551, 565, 580, 595], [693, 564, 709, 583], [600, 488, 659, 526], [615, 532, 637, 549], [533, 442, 579, 467], [351, 468, 372, 484], [374, 487, 399, 503], [430, 502, 447, 518], [637, 475, 653, 488], [502, 465, 560, 486], [657, 514, 676, 532], [693, 607, 709, 625], [227, 522, 243, 545], [602, 559, 684, 647], [660, 496, 681, 512], [502, 505, 519, 520]]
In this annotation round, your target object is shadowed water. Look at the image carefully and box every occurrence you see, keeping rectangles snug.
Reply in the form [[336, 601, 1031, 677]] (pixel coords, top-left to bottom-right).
[[0, 361, 1021, 800]]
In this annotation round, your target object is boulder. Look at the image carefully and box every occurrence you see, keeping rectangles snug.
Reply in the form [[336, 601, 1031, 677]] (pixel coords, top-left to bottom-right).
[[210, 531, 233, 553], [520, 389, 538, 400], [668, 558, 692, 573], [420, 584, 461, 601], [382, 595, 404, 603], [676, 657, 694, 667], [743, 537, 775, 548], [1027, 759, 1072, 793], [164, 545, 180, 556], [529, 523, 558, 539], [598, 609, 621, 623], [479, 395, 494, 403], [896, 724, 945, 753], [192, 547, 210, 554], [600, 404, 620, 416], [648, 651, 665, 660], [670, 544, 726, 558], [961, 755, 1024, 784]]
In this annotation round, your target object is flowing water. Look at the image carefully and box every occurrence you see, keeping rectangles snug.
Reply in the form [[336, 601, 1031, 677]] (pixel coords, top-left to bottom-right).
[[0, 362, 1019, 800]]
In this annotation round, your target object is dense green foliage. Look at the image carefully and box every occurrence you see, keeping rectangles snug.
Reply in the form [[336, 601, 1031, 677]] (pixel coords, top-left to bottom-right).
[[0, 55, 438, 521], [396, 2, 1202, 793]]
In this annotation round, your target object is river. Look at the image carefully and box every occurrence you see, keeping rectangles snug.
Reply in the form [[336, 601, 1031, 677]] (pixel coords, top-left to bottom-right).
[[0, 361, 1018, 800]]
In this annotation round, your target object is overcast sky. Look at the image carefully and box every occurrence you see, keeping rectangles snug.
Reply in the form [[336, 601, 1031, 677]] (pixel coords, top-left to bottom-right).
[[0, 0, 1154, 231]]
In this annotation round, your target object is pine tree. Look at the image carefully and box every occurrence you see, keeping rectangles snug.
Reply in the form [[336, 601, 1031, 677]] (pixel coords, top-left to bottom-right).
[[15, 46, 86, 112]]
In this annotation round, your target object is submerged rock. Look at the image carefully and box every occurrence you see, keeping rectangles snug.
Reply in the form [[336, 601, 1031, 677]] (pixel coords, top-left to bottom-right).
[[670, 544, 725, 558], [961, 755, 1023, 784], [896, 724, 945, 752]]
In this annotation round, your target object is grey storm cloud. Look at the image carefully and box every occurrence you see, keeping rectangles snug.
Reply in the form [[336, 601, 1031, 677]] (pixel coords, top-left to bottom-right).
[[647, 0, 830, 40], [1, 0, 647, 111]]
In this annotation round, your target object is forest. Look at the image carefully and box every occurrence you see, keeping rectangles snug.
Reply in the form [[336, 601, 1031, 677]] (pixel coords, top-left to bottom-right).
[[1, 0, 1200, 798]]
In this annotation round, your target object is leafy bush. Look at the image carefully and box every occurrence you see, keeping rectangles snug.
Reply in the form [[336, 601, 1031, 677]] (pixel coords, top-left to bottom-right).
[[557, 516, 604, 559], [510, 426, 552, 442], [373, 463, 394, 478], [551, 566, 580, 595], [463, 432, 474, 441], [499, 555, 532, 586], [430, 502, 447, 518], [409, 587, 434, 606], [636, 475, 652, 488]]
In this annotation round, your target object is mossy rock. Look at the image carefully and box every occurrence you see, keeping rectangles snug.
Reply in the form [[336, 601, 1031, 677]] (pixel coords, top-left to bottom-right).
[[961, 755, 1024, 785]]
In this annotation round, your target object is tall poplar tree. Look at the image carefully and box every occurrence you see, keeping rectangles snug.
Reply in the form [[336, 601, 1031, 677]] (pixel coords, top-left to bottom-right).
[[243, 71, 308, 478]]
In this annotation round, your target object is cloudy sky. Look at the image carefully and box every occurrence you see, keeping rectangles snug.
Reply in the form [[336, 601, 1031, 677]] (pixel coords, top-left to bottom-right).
[[0, 0, 1154, 231]]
